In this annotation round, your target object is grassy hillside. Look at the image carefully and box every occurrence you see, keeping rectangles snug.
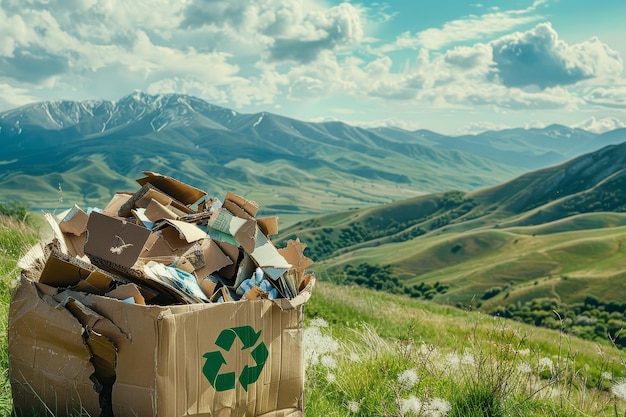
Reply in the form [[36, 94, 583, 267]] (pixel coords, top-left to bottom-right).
[[274, 143, 626, 350], [3, 215, 626, 416]]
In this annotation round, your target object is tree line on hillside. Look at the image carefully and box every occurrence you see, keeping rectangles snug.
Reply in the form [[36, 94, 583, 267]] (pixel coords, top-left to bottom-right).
[[283, 192, 478, 261], [328, 263, 449, 300], [324, 261, 626, 349], [488, 296, 626, 348]]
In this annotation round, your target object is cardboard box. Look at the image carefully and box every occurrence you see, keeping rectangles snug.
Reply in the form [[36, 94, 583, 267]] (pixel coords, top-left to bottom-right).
[[8, 172, 315, 416], [10, 275, 312, 416]]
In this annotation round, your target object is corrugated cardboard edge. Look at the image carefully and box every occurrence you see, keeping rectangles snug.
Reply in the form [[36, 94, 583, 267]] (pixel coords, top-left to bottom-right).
[[8, 275, 101, 417]]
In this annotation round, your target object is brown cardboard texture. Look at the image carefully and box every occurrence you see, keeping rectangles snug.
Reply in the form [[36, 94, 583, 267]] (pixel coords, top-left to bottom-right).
[[136, 171, 207, 206], [10, 273, 312, 417], [143, 198, 179, 222], [102, 192, 132, 217], [84, 211, 184, 273], [9, 278, 102, 417], [85, 211, 154, 270], [258, 216, 279, 237], [39, 251, 114, 294], [224, 191, 259, 217], [118, 183, 194, 218]]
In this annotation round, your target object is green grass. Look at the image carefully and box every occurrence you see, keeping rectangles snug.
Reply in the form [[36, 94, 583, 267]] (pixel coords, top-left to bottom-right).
[[304, 282, 626, 416], [0, 215, 41, 416]]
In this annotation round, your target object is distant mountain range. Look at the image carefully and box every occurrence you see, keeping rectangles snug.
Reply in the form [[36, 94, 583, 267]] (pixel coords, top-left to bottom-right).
[[1, 92, 625, 222]]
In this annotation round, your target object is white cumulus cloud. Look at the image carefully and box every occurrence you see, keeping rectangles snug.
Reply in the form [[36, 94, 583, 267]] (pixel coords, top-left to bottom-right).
[[490, 23, 623, 89], [573, 116, 626, 133]]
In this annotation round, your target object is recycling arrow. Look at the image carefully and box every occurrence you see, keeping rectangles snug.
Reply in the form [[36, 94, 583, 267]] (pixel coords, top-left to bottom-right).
[[202, 325, 268, 392], [202, 351, 235, 391], [215, 326, 262, 350], [239, 341, 268, 391]]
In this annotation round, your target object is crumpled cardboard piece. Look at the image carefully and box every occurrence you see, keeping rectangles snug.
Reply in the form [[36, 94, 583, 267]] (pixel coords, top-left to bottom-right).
[[207, 208, 291, 280], [136, 171, 207, 206]]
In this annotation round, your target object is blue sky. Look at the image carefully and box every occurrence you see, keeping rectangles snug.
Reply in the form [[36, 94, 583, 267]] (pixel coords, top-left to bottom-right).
[[1, 0, 625, 134]]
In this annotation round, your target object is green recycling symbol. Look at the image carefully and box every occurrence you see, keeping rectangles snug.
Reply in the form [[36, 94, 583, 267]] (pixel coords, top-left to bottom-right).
[[202, 325, 268, 392]]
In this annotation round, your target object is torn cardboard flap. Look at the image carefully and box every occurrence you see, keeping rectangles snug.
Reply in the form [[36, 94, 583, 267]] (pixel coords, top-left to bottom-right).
[[154, 219, 208, 243], [257, 216, 279, 236], [213, 240, 241, 281], [9, 277, 101, 417], [38, 251, 117, 295], [144, 198, 179, 222], [224, 191, 259, 217], [39, 252, 92, 287], [278, 239, 314, 272], [102, 192, 132, 217], [72, 269, 114, 295], [136, 171, 207, 206], [106, 283, 146, 305], [118, 183, 193, 218], [278, 238, 314, 290], [58, 206, 90, 258], [59, 205, 89, 236], [56, 295, 126, 408], [58, 296, 127, 346], [194, 239, 233, 280]]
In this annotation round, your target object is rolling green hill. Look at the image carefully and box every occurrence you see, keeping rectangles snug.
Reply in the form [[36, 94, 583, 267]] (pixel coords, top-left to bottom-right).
[[276, 142, 626, 345]]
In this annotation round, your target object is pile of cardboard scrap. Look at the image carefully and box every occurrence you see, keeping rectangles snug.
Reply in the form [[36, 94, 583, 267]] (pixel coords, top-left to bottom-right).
[[9, 171, 315, 417]]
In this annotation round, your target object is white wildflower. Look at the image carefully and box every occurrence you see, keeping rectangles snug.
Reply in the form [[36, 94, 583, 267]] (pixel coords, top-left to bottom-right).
[[538, 357, 554, 374], [399, 395, 422, 416], [444, 353, 460, 370], [425, 397, 452, 417], [310, 317, 329, 328], [348, 352, 361, 363], [326, 372, 336, 383], [320, 355, 337, 369], [303, 322, 339, 368], [418, 343, 436, 357], [601, 371, 613, 381], [517, 362, 532, 374], [611, 379, 626, 402], [347, 400, 361, 413], [398, 369, 419, 391], [517, 348, 530, 356], [461, 351, 475, 366]]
